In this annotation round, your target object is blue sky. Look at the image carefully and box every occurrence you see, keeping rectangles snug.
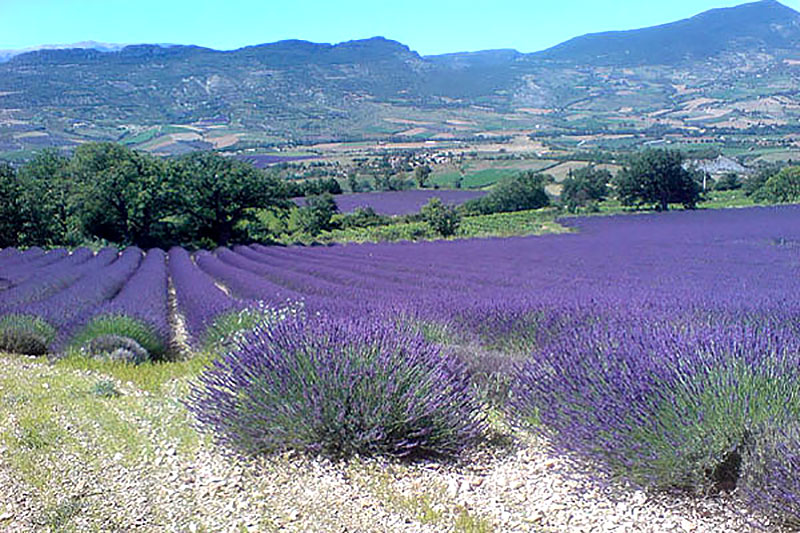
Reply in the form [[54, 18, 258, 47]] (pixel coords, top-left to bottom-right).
[[2, 0, 799, 54]]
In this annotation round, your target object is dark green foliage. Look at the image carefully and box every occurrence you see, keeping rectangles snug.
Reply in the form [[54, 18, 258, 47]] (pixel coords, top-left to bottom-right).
[[0, 315, 57, 356], [420, 198, 461, 237], [561, 166, 611, 212], [758, 167, 800, 204], [372, 172, 413, 192], [743, 165, 781, 198], [414, 165, 432, 188], [614, 149, 700, 211], [285, 177, 342, 197], [16, 149, 82, 247], [290, 193, 339, 236], [169, 151, 287, 247], [5, 143, 294, 249], [336, 207, 391, 229], [346, 172, 361, 193], [714, 172, 743, 191], [71, 142, 175, 248], [462, 171, 550, 215], [0, 163, 22, 248]]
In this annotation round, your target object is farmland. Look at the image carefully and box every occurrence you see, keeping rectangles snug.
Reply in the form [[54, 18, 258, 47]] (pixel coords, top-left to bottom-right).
[[1, 205, 799, 530]]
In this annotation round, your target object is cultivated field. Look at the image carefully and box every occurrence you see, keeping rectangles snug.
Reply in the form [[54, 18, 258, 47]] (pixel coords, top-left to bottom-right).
[[1, 206, 799, 531]]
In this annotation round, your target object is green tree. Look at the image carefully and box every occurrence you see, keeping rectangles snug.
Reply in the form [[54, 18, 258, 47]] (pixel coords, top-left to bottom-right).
[[420, 197, 460, 237], [169, 152, 287, 247], [346, 171, 361, 193], [561, 166, 611, 212], [414, 165, 432, 188], [337, 207, 390, 229], [70, 142, 175, 247], [759, 167, 800, 203], [463, 171, 551, 215], [16, 148, 79, 246], [714, 172, 743, 192], [615, 149, 700, 211], [0, 163, 22, 248], [290, 193, 339, 236], [744, 165, 781, 198]]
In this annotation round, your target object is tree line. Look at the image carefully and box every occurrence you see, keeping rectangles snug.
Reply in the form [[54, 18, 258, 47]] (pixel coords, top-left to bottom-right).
[[1, 144, 797, 249], [0, 143, 288, 249]]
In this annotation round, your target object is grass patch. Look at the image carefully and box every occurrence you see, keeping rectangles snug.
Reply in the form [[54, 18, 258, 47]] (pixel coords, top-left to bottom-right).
[[55, 352, 213, 394], [460, 208, 569, 238], [0, 352, 204, 528]]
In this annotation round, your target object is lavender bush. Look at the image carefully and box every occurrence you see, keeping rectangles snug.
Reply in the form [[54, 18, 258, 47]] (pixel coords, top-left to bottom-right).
[[187, 315, 485, 458], [508, 312, 800, 492], [0, 314, 57, 355], [741, 423, 800, 528]]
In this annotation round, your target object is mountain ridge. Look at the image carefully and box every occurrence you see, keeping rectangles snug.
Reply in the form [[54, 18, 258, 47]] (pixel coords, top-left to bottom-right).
[[1, 1, 799, 155], [534, 0, 800, 65]]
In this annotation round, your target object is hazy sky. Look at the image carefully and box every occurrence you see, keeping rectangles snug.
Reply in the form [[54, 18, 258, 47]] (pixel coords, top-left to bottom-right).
[[2, 0, 799, 55]]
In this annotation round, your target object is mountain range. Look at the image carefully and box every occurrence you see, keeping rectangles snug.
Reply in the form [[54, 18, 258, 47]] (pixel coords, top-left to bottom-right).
[[1, 0, 799, 156]]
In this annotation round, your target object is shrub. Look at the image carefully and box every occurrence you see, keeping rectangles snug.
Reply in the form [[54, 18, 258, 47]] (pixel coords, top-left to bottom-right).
[[83, 335, 149, 365], [420, 198, 461, 237], [0, 314, 57, 355], [290, 193, 338, 236], [335, 207, 391, 229], [713, 173, 743, 191], [508, 313, 800, 492], [743, 164, 781, 198], [560, 166, 611, 212], [740, 423, 800, 528], [758, 167, 800, 204], [462, 171, 550, 215], [203, 300, 305, 353], [91, 379, 121, 398], [187, 315, 485, 458], [68, 315, 166, 360]]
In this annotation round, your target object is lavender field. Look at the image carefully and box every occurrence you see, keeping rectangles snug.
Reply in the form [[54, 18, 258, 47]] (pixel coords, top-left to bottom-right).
[[294, 189, 487, 215], [1, 205, 800, 525]]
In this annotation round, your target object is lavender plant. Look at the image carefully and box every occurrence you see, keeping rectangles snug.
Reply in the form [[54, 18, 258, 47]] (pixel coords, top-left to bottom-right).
[[187, 315, 485, 458], [508, 312, 800, 493], [740, 423, 800, 528]]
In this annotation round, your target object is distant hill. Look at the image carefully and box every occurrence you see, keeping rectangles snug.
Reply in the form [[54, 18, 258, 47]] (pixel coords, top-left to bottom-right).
[[0, 41, 131, 63], [536, 0, 800, 65], [1, 1, 799, 155]]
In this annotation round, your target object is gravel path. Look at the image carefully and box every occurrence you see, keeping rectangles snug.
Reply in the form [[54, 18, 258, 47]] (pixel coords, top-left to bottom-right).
[[0, 355, 790, 532]]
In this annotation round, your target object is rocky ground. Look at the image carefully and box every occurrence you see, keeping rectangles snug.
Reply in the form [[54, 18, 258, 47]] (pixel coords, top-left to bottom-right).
[[0, 354, 789, 532]]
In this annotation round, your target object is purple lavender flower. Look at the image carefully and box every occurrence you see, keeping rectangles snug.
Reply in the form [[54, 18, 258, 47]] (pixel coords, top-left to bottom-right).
[[187, 315, 486, 458]]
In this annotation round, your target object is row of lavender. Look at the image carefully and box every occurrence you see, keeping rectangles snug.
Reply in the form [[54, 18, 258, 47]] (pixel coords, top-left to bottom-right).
[[182, 205, 800, 525], [1, 206, 799, 524]]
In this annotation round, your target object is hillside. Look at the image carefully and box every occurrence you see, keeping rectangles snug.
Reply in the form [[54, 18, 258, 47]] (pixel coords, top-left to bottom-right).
[[536, 0, 800, 65], [1, 1, 799, 156]]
